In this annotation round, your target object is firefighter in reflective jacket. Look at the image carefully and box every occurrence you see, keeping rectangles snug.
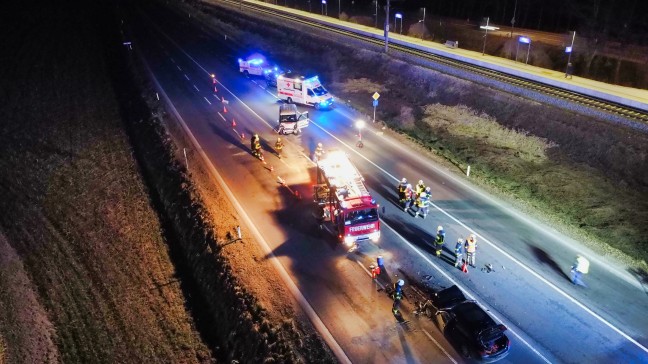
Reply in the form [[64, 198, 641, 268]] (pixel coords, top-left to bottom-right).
[[415, 192, 430, 218], [275, 137, 284, 158], [454, 238, 464, 267], [403, 184, 414, 212], [434, 226, 445, 257], [252, 138, 262, 158], [398, 178, 408, 206], [314, 142, 324, 162], [415, 180, 426, 197], [465, 234, 477, 267], [392, 279, 405, 315], [251, 133, 259, 151]]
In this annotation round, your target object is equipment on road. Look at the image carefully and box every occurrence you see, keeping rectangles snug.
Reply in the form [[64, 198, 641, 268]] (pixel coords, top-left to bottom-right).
[[277, 74, 333, 109], [277, 104, 309, 135], [313, 150, 380, 250], [264, 67, 289, 87]]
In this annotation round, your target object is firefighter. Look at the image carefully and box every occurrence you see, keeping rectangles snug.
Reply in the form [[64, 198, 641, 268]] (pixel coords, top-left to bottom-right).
[[424, 186, 432, 200], [454, 238, 464, 267], [415, 192, 430, 218], [415, 180, 426, 197], [252, 138, 262, 158], [434, 225, 445, 257], [251, 133, 259, 152], [392, 279, 405, 315], [398, 178, 408, 207], [403, 184, 414, 212], [275, 137, 284, 158], [314, 142, 324, 162], [465, 234, 477, 267], [571, 255, 590, 286]]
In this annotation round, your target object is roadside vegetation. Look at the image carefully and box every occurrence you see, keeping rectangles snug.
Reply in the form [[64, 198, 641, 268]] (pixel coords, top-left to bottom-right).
[[0, 0, 334, 362], [184, 0, 648, 268]]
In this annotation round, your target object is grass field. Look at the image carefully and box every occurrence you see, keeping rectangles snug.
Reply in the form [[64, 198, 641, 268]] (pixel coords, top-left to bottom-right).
[[0, 1, 211, 362], [187, 0, 648, 268]]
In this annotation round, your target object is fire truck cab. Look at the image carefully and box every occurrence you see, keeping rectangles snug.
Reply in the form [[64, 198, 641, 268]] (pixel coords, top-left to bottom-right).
[[313, 150, 380, 248], [277, 74, 333, 109]]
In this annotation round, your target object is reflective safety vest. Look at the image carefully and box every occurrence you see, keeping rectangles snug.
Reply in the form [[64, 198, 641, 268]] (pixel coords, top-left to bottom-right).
[[419, 195, 430, 207], [398, 182, 408, 194], [416, 183, 426, 195], [435, 231, 445, 244], [575, 256, 590, 274], [465, 238, 476, 253]]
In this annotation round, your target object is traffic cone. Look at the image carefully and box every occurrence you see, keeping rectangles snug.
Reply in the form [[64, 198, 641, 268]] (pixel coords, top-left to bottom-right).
[[241, 133, 245, 139], [461, 260, 468, 273], [223, 105, 228, 113], [269, 165, 274, 172], [232, 119, 236, 127]]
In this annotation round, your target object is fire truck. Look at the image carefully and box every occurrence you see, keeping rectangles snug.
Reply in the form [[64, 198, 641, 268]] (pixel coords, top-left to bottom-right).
[[277, 74, 333, 109], [313, 150, 380, 249]]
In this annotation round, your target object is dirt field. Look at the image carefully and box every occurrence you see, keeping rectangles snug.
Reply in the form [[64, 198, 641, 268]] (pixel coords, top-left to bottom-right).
[[181, 0, 648, 268], [0, 1, 211, 362]]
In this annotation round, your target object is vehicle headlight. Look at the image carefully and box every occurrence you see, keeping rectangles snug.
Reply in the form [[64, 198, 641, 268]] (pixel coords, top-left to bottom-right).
[[343, 236, 355, 246]]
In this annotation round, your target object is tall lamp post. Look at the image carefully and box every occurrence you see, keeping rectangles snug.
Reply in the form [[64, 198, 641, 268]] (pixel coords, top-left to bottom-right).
[[565, 31, 576, 75], [384, 0, 390, 52], [516, 36, 531, 64], [321, 0, 327, 15], [338, 0, 341, 18], [395, 13, 403, 34], [355, 120, 365, 148], [480, 17, 499, 56]]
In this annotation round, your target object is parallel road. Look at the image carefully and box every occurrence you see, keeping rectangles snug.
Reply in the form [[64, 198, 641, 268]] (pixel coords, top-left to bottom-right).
[[208, 0, 648, 124], [127, 3, 648, 363]]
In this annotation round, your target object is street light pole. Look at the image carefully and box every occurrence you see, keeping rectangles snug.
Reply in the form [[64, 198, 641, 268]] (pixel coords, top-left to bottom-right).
[[338, 0, 340, 18], [566, 30, 576, 68], [384, 0, 390, 52], [374, 0, 378, 28], [510, 0, 517, 37], [482, 17, 489, 55]]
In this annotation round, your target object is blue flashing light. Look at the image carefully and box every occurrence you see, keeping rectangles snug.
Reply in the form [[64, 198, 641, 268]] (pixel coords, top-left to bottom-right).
[[238, 58, 243, 63], [518, 36, 531, 44], [249, 58, 264, 65], [565, 46, 573, 53], [395, 13, 402, 19]]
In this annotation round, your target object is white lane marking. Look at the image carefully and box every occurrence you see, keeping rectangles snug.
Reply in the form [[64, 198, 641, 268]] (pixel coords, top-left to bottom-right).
[[139, 51, 351, 364], [145, 17, 648, 358], [266, 89, 277, 98], [203, 96, 211, 105], [170, 58, 176, 63], [308, 119, 648, 356], [421, 329, 459, 364], [251, 80, 257, 84], [184, 74, 190, 81], [382, 222, 552, 364], [193, 84, 200, 91], [217, 112, 226, 121], [176, 65, 182, 71]]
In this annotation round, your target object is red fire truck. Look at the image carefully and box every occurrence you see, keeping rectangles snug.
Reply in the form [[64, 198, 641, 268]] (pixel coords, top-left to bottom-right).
[[313, 150, 380, 250]]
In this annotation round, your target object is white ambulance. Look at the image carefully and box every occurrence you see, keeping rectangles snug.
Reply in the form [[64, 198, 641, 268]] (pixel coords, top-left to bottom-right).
[[277, 74, 333, 109], [238, 54, 269, 76]]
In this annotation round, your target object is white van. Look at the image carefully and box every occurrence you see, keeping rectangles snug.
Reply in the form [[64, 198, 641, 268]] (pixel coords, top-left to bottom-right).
[[277, 74, 333, 109]]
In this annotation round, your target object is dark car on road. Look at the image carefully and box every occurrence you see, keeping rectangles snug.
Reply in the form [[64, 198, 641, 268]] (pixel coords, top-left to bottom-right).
[[430, 285, 510, 362]]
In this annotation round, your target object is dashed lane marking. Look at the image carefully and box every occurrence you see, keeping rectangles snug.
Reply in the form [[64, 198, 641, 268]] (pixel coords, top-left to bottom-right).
[[203, 96, 211, 105]]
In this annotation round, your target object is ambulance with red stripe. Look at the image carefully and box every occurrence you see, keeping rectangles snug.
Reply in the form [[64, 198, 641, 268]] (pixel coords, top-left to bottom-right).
[[277, 74, 333, 109]]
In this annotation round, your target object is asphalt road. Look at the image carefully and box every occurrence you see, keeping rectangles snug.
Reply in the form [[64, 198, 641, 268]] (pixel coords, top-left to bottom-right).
[[125, 3, 648, 363]]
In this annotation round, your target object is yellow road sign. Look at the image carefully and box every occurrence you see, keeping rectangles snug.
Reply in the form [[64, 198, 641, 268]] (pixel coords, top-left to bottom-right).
[[372, 92, 380, 100]]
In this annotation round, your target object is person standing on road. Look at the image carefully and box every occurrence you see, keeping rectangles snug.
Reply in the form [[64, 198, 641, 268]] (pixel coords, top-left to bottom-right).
[[465, 234, 477, 267], [403, 184, 414, 212], [275, 137, 284, 158], [454, 238, 464, 267], [415, 180, 426, 197], [392, 279, 405, 315], [398, 178, 408, 207], [314, 142, 324, 162], [251, 133, 259, 153], [415, 192, 430, 218], [571, 255, 590, 286], [434, 225, 445, 257]]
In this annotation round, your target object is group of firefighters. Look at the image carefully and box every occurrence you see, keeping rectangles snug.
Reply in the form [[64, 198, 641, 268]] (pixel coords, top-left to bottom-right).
[[251, 133, 285, 159], [397, 178, 431, 218]]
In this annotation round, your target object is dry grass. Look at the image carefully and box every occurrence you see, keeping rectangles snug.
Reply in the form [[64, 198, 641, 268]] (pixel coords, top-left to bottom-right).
[[0, 1, 210, 362]]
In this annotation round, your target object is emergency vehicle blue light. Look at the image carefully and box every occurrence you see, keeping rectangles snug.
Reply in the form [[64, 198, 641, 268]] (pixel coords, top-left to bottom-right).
[[238, 58, 243, 62], [274, 67, 278, 71], [249, 59, 264, 65]]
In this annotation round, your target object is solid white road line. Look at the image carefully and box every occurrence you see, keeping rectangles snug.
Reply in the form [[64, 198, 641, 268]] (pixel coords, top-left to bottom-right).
[[217, 112, 226, 121], [184, 74, 190, 80], [193, 84, 200, 91], [203, 96, 211, 105]]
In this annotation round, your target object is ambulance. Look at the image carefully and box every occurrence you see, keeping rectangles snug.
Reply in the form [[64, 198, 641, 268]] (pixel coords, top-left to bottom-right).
[[238, 54, 270, 76], [277, 74, 333, 109]]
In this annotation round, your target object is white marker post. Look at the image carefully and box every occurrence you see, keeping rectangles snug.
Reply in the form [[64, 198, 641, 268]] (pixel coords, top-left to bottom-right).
[[466, 165, 471, 177], [184, 148, 189, 170]]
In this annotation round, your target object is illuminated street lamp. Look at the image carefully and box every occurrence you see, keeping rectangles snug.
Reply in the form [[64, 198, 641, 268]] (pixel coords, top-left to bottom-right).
[[355, 119, 365, 148], [321, 0, 327, 15], [516, 36, 531, 64], [565, 31, 576, 77], [480, 17, 499, 56], [395, 13, 403, 34]]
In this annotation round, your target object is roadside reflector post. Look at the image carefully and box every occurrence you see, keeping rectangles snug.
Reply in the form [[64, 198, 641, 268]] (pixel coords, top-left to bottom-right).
[[156, 92, 159, 101], [467, 165, 471, 177], [183, 148, 189, 170]]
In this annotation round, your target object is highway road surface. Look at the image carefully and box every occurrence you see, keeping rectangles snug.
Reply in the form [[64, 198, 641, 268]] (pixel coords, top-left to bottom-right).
[[124, 2, 648, 362]]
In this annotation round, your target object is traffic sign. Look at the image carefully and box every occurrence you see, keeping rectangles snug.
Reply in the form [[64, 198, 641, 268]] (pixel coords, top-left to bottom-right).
[[372, 100, 378, 107], [372, 92, 380, 100]]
